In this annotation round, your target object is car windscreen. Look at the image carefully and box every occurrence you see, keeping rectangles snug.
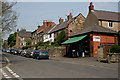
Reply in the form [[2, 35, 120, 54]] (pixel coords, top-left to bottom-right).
[[41, 50, 47, 53]]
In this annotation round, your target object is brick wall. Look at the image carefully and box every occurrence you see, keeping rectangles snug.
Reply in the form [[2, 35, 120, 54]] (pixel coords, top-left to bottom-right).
[[90, 33, 118, 57]]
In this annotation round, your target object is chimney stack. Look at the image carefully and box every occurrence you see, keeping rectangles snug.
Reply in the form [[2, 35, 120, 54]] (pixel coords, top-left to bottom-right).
[[17, 29, 19, 32], [89, 2, 94, 12], [38, 24, 40, 28], [59, 17, 63, 24], [43, 20, 47, 27], [67, 13, 72, 21]]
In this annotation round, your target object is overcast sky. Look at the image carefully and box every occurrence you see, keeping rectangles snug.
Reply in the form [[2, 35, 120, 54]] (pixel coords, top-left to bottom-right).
[[3, 2, 119, 40]]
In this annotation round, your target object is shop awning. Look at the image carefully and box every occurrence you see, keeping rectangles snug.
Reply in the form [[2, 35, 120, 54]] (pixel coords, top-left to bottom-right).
[[62, 35, 87, 44]]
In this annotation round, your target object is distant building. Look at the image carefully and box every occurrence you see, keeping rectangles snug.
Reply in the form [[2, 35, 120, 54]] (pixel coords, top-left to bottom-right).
[[31, 20, 55, 45], [16, 29, 32, 48]]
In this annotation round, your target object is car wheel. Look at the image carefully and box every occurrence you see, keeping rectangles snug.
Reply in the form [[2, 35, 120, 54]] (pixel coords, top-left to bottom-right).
[[37, 56, 40, 60]]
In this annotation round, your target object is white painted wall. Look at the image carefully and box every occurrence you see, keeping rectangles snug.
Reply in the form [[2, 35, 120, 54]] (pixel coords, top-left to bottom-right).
[[43, 33, 54, 42]]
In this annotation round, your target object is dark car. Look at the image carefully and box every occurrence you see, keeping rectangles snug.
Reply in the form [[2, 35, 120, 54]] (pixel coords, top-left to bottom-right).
[[17, 50, 23, 55], [20, 50, 28, 57], [25, 50, 36, 58], [6, 49, 10, 53], [13, 49, 19, 55], [33, 50, 49, 60], [2, 48, 6, 52], [10, 49, 15, 54]]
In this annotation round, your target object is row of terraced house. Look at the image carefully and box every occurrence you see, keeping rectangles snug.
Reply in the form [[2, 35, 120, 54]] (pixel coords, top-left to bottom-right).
[[15, 2, 120, 57]]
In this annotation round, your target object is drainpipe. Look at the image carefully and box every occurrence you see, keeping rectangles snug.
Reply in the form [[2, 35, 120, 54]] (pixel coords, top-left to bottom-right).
[[65, 19, 68, 56]]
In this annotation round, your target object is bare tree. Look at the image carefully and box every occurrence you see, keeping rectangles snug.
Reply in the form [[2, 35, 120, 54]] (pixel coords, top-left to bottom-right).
[[0, 1, 17, 47]]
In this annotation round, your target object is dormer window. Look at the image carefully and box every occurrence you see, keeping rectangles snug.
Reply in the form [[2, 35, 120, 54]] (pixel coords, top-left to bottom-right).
[[108, 22, 113, 28]]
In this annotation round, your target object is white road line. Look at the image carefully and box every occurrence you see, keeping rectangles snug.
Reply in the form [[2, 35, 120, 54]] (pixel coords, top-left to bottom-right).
[[6, 66, 21, 79], [0, 69, 11, 78]]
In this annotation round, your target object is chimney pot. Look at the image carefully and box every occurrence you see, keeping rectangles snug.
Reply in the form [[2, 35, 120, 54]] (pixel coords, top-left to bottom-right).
[[17, 29, 19, 32], [89, 2, 94, 12], [59, 17, 63, 24], [90, 2, 92, 6], [67, 12, 72, 21]]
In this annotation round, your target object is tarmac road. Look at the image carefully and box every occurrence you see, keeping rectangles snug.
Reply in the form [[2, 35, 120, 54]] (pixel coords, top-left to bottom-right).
[[0, 52, 119, 79]]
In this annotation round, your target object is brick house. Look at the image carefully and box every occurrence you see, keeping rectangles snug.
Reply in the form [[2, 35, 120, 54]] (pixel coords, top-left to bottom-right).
[[66, 25, 118, 57], [31, 20, 55, 45], [16, 29, 32, 48], [50, 13, 85, 41]]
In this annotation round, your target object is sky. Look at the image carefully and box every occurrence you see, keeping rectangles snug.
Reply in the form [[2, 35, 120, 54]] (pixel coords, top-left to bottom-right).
[[4, 2, 119, 40]]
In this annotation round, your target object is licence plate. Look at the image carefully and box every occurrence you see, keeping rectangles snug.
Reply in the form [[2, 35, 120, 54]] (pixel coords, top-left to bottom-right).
[[43, 54, 46, 55]]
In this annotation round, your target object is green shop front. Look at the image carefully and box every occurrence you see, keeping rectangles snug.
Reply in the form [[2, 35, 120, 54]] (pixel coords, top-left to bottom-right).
[[62, 35, 90, 57]]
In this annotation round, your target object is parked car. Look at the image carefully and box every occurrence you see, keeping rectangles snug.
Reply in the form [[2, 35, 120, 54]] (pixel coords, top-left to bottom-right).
[[25, 50, 36, 58], [17, 50, 23, 55], [10, 49, 15, 54], [6, 49, 10, 53], [20, 50, 27, 57], [2, 48, 6, 52], [33, 50, 49, 60], [13, 49, 19, 55]]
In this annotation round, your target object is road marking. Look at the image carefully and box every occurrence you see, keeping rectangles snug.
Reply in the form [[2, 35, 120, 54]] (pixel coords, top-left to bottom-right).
[[0, 69, 11, 78], [6, 67, 20, 78], [1, 54, 23, 80]]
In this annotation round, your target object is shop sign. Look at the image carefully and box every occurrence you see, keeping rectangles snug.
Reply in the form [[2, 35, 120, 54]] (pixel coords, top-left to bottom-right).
[[93, 36, 100, 42]]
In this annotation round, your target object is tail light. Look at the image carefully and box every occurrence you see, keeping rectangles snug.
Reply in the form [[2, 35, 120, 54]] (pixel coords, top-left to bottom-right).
[[39, 53, 41, 56], [24, 52, 26, 54], [30, 52, 33, 54]]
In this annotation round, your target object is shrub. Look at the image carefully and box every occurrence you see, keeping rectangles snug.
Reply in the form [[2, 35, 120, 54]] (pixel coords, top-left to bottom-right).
[[110, 45, 120, 53], [56, 30, 66, 45]]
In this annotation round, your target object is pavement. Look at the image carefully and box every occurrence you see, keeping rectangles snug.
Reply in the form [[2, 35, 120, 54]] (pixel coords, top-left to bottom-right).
[[0, 52, 119, 79], [50, 56, 119, 70]]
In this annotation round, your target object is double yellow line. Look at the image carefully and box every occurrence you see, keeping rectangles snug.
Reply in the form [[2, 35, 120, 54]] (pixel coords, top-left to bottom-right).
[[0, 55, 11, 70]]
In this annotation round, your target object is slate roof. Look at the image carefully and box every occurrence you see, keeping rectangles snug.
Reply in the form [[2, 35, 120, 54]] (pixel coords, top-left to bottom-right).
[[18, 31, 32, 38], [70, 25, 117, 37], [92, 10, 120, 21]]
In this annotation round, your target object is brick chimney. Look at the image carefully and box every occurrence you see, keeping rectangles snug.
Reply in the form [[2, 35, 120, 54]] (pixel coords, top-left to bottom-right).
[[89, 2, 94, 12], [67, 13, 72, 21], [43, 20, 47, 27], [59, 17, 63, 24], [38, 24, 40, 28], [17, 29, 19, 32]]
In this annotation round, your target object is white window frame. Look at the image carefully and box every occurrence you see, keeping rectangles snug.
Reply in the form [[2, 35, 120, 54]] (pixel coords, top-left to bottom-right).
[[108, 22, 113, 28]]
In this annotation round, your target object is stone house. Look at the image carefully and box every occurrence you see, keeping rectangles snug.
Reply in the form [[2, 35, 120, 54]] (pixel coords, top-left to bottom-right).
[[84, 2, 120, 32], [16, 29, 32, 48], [50, 13, 85, 41], [31, 29, 37, 46]]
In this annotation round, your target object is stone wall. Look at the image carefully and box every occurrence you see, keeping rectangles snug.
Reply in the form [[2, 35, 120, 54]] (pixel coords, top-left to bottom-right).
[[98, 21, 119, 32], [68, 13, 85, 36], [47, 47, 66, 57]]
